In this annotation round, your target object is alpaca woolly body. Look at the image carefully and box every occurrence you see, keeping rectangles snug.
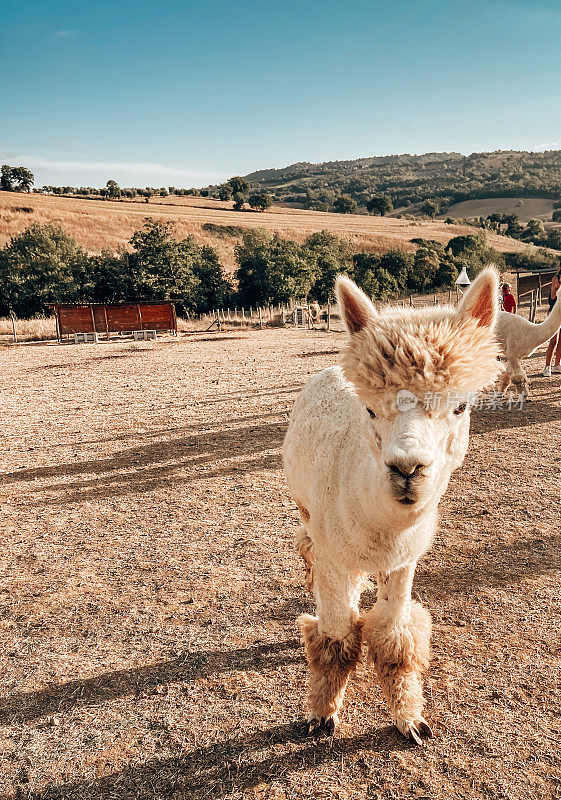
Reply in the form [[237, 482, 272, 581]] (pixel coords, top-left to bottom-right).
[[495, 299, 561, 396], [283, 269, 501, 742]]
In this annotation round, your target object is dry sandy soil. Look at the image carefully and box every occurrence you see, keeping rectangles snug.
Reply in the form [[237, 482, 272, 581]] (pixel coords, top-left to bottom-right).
[[0, 324, 560, 799], [0, 192, 531, 275]]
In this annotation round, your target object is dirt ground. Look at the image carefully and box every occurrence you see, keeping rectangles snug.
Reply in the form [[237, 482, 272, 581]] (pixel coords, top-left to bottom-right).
[[0, 326, 560, 799]]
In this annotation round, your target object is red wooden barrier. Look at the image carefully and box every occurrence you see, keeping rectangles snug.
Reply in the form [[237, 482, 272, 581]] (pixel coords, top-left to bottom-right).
[[52, 302, 177, 339]]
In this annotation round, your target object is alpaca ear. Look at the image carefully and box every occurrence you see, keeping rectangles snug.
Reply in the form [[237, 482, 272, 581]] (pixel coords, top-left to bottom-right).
[[335, 275, 376, 334], [456, 266, 499, 328]]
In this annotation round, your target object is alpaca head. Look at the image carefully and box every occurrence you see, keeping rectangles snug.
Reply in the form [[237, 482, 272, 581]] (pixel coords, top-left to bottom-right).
[[336, 268, 501, 510]]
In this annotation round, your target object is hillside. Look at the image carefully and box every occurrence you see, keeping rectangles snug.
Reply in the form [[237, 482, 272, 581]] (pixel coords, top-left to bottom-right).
[[0, 191, 531, 275], [439, 197, 554, 223], [242, 150, 561, 212]]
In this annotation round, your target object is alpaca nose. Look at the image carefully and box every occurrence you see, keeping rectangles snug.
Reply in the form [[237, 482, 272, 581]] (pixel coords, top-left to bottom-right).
[[385, 448, 432, 480], [387, 462, 423, 481]]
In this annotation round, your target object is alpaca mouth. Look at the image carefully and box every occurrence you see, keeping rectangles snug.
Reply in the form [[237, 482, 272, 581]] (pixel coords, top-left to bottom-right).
[[398, 496, 416, 505]]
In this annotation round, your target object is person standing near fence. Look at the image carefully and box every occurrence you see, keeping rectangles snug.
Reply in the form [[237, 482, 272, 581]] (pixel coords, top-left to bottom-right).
[[502, 283, 516, 313], [542, 269, 561, 377]]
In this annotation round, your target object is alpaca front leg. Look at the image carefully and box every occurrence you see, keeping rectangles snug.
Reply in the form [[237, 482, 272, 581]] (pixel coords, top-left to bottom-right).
[[364, 564, 432, 743], [297, 566, 364, 732]]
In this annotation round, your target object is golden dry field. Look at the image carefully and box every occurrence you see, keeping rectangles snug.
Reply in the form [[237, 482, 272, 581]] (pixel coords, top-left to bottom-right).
[[0, 326, 560, 798], [0, 192, 532, 275]]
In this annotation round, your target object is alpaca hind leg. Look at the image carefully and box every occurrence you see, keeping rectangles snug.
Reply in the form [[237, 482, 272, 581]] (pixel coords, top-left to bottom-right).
[[510, 359, 530, 401], [497, 366, 511, 394], [298, 564, 364, 732], [363, 564, 432, 743], [295, 525, 314, 594]]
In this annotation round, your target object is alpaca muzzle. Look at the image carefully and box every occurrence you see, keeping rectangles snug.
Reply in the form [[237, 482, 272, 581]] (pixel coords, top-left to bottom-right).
[[385, 445, 432, 504]]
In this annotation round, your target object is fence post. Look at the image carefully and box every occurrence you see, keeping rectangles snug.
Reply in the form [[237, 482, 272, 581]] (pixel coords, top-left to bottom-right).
[[10, 312, 17, 343], [448, 289, 452, 304], [259, 307, 263, 329], [409, 295, 413, 307], [327, 302, 331, 331]]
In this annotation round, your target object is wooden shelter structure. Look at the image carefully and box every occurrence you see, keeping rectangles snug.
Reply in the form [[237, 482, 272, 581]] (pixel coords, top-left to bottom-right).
[[51, 302, 177, 341], [511, 269, 558, 307]]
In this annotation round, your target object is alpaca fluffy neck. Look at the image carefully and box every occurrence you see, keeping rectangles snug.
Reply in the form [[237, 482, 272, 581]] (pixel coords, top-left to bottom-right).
[[525, 298, 561, 350]]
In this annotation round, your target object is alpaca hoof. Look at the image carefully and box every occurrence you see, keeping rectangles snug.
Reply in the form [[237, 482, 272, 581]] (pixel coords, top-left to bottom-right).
[[307, 713, 338, 735], [395, 715, 433, 745]]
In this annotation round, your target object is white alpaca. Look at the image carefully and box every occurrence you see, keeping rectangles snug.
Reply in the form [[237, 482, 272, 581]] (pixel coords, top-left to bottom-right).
[[495, 299, 561, 397], [283, 269, 501, 742]]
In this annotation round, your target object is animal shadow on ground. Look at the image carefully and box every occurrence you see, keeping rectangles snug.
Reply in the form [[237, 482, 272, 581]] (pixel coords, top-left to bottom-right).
[[187, 335, 250, 342], [470, 399, 560, 434], [1, 419, 289, 505], [24, 722, 410, 799], [0, 640, 302, 726], [413, 533, 561, 599]]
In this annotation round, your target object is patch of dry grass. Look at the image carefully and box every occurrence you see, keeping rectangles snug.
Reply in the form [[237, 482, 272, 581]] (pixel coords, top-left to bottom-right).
[[0, 191, 531, 275], [0, 328, 559, 798], [0, 316, 56, 342]]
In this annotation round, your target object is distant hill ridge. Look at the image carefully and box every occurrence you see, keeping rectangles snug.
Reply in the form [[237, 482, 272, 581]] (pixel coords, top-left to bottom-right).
[[242, 150, 561, 212]]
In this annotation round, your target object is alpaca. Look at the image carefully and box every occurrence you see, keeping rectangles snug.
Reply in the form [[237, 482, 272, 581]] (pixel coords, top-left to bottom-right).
[[283, 269, 501, 742], [495, 298, 561, 397], [309, 302, 321, 327]]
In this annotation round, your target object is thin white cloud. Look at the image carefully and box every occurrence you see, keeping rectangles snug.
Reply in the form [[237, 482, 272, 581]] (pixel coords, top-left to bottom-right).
[[1, 153, 226, 181], [55, 30, 75, 38]]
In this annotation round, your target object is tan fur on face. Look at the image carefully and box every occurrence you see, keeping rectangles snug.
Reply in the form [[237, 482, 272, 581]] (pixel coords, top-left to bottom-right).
[[341, 306, 501, 406]]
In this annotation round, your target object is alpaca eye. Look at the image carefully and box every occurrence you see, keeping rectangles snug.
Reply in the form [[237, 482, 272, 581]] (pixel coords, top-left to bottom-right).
[[454, 403, 467, 415], [367, 408, 376, 419]]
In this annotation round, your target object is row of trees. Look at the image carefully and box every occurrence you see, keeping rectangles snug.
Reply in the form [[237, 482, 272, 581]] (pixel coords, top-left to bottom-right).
[[234, 229, 502, 306], [0, 221, 231, 318], [38, 177, 275, 211], [2, 221, 533, 319], [468, 213, 561, 251]]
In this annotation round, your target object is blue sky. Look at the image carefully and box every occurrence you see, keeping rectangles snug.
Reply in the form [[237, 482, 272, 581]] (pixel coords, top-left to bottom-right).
[[2, 0, 560, 188]]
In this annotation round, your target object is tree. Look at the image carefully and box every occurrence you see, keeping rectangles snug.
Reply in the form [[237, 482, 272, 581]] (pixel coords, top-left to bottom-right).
[[304, 230, 354, 302], [0, 165, 34, 192], [367, 195, 393, 216], [235, 228, 313, 306], [227, 176, 250, 196], [227, 177, 250, 211], [379, 249, 412, 289], [192, 245, 232, 312], [232, 192, 246, 211], [333, 195, 359, 214], [351, 252, 398, 299], [128, 220, 196, 311], [411, 246, 440, 292], [419, 200, 438, 218], [1, 165, 14, 191], [248, 193, 273, 211], [106, 179, 121, 199], [0, 224, 88, 316], [11, 167, 34, 192], [521, 218, 546, 242], [218, 183, 233, 201]]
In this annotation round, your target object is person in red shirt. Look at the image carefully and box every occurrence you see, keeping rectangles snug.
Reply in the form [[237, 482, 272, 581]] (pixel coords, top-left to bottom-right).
[[502, 283, 516, 314]]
